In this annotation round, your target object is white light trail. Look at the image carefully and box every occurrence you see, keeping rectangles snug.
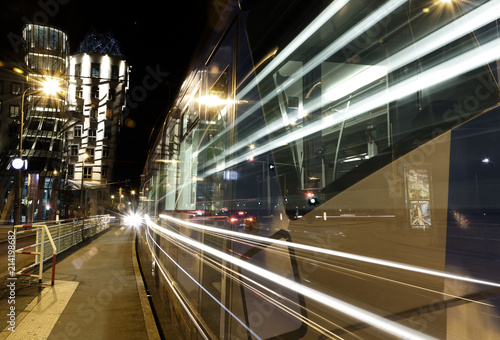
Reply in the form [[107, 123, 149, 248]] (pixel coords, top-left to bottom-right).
[[147, 216, 436, 340], [198, 0, 500, 172], [159, 214, 500, 289], [236, 0, 352, 100], [145, 226, 262, 340], [143, 232, 211, 340], [202, 34, 500, 178], [197, 0, 406, 164], [158, 219, 347, 339]]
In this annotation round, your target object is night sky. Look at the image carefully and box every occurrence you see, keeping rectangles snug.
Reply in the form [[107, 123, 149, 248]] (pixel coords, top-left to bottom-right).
[[0, 0, 213, 188]]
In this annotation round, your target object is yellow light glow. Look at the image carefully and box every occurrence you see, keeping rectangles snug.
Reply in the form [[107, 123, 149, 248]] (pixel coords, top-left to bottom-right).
[[42, 78, 62, 96], [198, 94, 230, 106], [83, 153, 89, 160], [13, 68, 24, 74], [440, 0, 452, 3], [423, 8, 430, 13]]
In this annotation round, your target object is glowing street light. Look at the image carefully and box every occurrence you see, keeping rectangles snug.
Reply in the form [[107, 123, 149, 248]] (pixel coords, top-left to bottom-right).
[[41, 78, 63, 96], [13, 79, 64, 224]]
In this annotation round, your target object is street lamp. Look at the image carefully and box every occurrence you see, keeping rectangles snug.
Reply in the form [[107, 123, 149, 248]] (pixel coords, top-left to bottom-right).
[[13, 79, 62, 225]]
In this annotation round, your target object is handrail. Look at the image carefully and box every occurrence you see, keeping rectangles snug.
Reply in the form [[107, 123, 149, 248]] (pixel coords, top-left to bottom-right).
[[14, 224, 57, 285], [42, 224, 57, 285], [12, 214, 111, 285]]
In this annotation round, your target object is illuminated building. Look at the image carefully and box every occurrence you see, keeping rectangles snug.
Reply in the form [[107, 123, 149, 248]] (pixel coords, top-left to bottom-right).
[[66, 32, 130, 216], [0, 27, 129, 221], [0, 24, 79, 222]]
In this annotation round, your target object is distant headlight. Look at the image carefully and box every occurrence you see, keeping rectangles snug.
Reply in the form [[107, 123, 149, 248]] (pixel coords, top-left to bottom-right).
[[124, 213, 142, 227]]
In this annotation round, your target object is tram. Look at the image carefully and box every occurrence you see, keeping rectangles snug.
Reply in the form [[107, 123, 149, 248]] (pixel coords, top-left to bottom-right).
[[137, 1, 500, 339]]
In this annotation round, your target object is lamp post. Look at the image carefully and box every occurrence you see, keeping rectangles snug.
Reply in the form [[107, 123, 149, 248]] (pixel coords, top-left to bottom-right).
[[80, 152, 89, 216], [13, 79, 62, 225]]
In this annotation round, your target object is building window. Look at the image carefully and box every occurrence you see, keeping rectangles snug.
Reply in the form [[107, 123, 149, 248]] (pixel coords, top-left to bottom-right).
[[88, 129, 96, 143], [9, 105, 20, 117], [83, 166, 92, 179], [91, 86, 99, 99], [102, 145, 109, 158], [76, 89, 82, 99], [34, 26, 47, 48], [90, 108, 97, 120], [74, 125, 82, 137], [105, 127, 111, 138], [11, 83, 21, 95], [86, 148, 95, 162], [0, 81, 4, 93], [91, 63, 100, 78], [111, 65, 119, 81], [68, 164, 74, 178], [48, 29, 59, 50], [70, 144, 78, 156], [75, 63, 81, 78], [108, 88, 116, 101], [101, 165, 109, 178]]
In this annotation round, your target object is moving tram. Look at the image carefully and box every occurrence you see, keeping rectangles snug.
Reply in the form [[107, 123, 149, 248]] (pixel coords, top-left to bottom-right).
[[137, 1, 500, 339]]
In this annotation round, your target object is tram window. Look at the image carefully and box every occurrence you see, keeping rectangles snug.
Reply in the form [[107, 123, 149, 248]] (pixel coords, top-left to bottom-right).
[[181, 86, 200, 137]]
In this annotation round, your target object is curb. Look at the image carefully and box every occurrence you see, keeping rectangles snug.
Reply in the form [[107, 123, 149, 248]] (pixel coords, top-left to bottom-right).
[[132, 229, 161, 340]]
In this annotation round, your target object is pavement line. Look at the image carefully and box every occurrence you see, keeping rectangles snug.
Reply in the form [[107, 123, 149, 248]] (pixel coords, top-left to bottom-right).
[[132, 230, 161, 340], [2, 280, 79, 340]]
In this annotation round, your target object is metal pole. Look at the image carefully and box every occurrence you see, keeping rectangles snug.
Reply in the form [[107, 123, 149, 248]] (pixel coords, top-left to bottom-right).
[[80, 158, 85, 212], [80, 157, 86, 239], [14, 88, 29, 225]]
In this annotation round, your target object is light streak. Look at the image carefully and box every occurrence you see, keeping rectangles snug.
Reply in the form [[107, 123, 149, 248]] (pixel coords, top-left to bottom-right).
[[202, 34, 500, 178], [143, 231, 210, 339], [145, 226, 262, 340], [198, 0, 500, 172], [159, 218, 348, 339], [197, 0, 399, 161], [147, 217, 436, 339], [236, 0, 351, 100], [159, 214, 500, 289]]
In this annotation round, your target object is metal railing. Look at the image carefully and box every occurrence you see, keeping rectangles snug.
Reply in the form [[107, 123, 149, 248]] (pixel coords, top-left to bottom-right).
[[12, 214, 111, 285]]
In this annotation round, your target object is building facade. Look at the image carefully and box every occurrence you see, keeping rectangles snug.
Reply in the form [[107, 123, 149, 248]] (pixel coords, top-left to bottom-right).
[[65, 33, 129, 216], [0, 66, 28, 222], [0, 26, 128, 222], [0, 24, 75, 222]]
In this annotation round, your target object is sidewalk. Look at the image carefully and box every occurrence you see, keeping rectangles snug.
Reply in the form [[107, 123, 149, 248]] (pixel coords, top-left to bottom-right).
[[0, 225, 160, 340]]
